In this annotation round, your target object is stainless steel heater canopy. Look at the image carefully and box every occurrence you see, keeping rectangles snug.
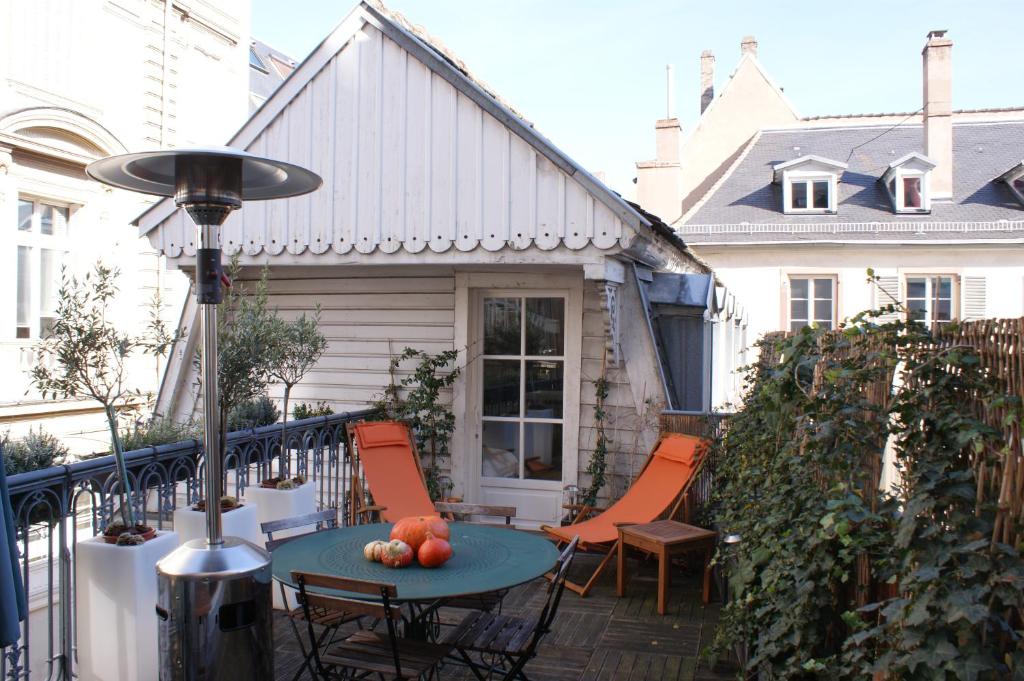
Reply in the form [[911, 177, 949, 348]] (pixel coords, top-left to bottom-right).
[[85, 146, 323, 201], [87, 146, 320, 681]]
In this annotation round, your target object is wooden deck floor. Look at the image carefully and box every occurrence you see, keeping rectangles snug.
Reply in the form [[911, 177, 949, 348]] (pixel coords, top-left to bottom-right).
[[273, 551, 738, 680]]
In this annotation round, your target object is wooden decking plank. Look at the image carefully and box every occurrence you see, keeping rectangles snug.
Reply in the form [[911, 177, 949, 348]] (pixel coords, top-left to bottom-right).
[[273, 565, 734, 681]]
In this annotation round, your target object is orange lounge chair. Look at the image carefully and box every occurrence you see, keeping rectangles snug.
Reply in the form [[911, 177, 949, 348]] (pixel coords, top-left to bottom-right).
[[541, 432, 709, 597], [346, 421, 517, 528], [346, 421, 436, 523]]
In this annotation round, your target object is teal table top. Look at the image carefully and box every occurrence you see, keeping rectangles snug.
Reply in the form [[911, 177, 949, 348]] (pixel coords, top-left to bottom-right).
[[271, 522, 559, 602]]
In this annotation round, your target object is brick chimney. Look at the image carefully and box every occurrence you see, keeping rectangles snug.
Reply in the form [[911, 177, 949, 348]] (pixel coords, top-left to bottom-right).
[[740, 35, 758, 57], [700, 50, 715, 114], [923, 30, 953, 199], [635, 65, 683, 220]]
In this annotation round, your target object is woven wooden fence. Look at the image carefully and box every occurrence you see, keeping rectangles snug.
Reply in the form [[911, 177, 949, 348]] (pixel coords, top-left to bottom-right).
[[932, 318, 1024, 547], [760, 318, 1024, 550]]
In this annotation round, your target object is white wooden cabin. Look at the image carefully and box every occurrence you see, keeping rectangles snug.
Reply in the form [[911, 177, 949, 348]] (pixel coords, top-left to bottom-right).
[[139, 1, 743, 525]]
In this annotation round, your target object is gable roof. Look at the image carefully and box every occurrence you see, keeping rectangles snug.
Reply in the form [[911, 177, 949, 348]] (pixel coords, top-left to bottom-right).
[[136, 0, 657, 259], [771, 154, 848, 182], [249, 39, 296, 112], [688, 53, 800, 137], [680, 119, 1024, 242]]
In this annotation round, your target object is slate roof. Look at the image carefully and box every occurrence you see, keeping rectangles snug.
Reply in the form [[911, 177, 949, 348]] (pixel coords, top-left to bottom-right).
[[249, 40, 296, 112], [681, 119, 1024, 243]]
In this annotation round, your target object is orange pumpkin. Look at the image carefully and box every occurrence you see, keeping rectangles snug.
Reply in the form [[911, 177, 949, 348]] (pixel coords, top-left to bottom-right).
[[417, 532, 453, 568], [390, 515, 450, 552]]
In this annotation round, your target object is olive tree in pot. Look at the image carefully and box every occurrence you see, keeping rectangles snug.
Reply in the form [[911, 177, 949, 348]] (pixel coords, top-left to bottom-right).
[[195, 259, 279, 507], [263, 307, 327, 487], [29, 263, 175, 545]]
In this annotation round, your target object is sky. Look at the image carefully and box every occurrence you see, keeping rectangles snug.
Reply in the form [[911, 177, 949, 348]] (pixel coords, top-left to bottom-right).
[[251, 0, 1023, 198]]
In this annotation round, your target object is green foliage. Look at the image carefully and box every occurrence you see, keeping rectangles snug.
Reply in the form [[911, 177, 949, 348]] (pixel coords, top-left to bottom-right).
[[227, 395, 280, 431], [266, 306, 327, 467], [293, 401, 334, 420], [374, 348, 460, 500], [213, 260, 279, 427], [266, 308, 327, 393], [119, 417, 200, 452], [582, 375, 610, 507], [710, 306, 1024, 680], [28, 262, 171, 526], [2, 429, 69, 476]]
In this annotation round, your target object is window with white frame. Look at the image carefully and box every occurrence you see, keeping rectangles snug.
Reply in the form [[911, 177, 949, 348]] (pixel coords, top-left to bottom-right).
[[15, 197, 71, 339], [905, 275, 955, 328], [1004, 165, 1024, 206], [785, 175, 835, 213], [882, 153, 934, 214], [788, 276, 836, 332], [773, 156, 846, 215]]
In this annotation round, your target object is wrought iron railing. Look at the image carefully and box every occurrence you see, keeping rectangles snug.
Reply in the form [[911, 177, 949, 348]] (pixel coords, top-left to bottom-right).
[[1, 409, 374, 681]]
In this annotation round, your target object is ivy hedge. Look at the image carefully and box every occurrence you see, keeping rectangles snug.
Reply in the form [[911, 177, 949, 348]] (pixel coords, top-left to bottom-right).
[[711, 311, 1024, 680]]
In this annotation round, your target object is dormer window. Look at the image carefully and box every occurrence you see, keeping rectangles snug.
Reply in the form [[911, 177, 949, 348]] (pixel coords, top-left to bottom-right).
[[882, 152, 935, 213], [998, 161, 1024, 207], [772, 155, 847, 215]]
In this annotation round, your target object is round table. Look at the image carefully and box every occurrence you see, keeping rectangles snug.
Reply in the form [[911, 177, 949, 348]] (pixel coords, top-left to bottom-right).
[[271, 522, 559, 603]]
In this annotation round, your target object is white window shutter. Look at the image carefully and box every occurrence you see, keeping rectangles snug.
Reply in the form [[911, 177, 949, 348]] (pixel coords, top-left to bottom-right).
[[873, 275, 900, 322], [962, 276, 987, 321]]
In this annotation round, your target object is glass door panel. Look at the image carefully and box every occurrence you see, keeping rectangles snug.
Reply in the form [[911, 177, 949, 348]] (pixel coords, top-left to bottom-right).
[[480, 295, 565, 482]]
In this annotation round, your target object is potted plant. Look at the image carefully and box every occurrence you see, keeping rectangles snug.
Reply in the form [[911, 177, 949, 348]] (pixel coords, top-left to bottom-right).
[[258, 474, 306, 490], [190, 495, 244, 513], [200, 259, 279, 500], [29, 263, 176, 542], [264, 306, 327, 484]]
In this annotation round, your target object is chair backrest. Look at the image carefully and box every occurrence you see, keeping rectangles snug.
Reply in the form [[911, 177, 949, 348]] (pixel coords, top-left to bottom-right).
[[434, 501, 517, 526], [292, 571, 405, 677], [346, 421, 435, 523], [555, 435, 709, 546], [536, 537, 579, 638], [261, 508, 337, 552]]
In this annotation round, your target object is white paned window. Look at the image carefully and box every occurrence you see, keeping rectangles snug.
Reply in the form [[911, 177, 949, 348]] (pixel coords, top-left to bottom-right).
[[905, 275, 955, 328], [480, 296, 565, 482], [886, 170, 930, 213], [784, 175, 836, 214], [1008, 169, 1024, 207], [15, 197, 70, 339], [882, 153, 934, 213], [789, 276, 836, 332]]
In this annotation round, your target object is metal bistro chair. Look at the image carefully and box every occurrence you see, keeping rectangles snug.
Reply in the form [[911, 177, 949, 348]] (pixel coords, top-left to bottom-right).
[[444, 536, 579, 681], [262, 509, 355, 681], [293, 572, 452, 680]]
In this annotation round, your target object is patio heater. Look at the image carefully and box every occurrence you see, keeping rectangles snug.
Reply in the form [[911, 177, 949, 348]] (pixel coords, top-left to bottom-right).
[[86, 147, 321, 680]]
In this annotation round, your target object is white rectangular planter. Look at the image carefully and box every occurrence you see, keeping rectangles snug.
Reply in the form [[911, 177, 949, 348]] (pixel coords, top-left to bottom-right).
[[244, 481, 317, 609], [76, 531, 179, 681], [171, 503, 262, 548]]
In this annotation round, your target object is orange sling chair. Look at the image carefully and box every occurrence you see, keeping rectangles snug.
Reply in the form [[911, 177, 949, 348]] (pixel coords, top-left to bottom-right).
[[346, 421, 516, 526], [541, 432, 709, 597], [346, 421, 435, 523]]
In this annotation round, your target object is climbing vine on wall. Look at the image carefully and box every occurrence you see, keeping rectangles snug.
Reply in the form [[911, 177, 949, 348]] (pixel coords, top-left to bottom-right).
[[374, 347, 460, 501], [582, 374, 610, 507]]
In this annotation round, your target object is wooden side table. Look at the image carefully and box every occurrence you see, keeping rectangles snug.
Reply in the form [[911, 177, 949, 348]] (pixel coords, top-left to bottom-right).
[[616, 519, 717, 615]]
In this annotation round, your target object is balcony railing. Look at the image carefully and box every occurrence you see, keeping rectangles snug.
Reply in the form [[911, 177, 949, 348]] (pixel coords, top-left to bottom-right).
[[1, 409, 374, 681]]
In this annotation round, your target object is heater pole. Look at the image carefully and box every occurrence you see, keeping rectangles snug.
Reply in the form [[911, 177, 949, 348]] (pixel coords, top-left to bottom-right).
[[198, 222, 223, 545]]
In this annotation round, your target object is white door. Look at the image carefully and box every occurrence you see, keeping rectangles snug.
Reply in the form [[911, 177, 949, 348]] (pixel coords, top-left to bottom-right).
[[472, 291, 577, 525]]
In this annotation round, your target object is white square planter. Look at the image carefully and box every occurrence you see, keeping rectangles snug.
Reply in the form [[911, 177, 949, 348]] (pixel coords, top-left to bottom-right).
[[76, 531, 179, 681], [171, 503, 262, 548], [243, 481, 316, 609]]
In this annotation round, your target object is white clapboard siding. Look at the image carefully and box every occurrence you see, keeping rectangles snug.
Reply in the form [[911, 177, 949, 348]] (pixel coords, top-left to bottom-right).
[[177, 272, 457, 421], [143, 23, 628, 259], [962, 276, 987, 321], [873, 275, 900, 323]]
